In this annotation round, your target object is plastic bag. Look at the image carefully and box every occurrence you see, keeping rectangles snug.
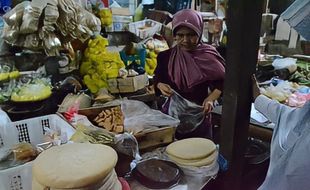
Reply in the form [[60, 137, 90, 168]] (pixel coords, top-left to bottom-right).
[[272, 58, 297, 73], [19, 5, 41, 34], [0, 109, 18, 147], [121, 100, 180, 134], [176, 151, 219, 178], [114, 133, 141, 160], [168, 91, 205, 135], [0, 109, 19, 162], [3, 1, 30, 26]]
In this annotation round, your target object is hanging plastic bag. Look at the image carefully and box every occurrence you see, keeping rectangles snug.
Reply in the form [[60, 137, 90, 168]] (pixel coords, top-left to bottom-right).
[[168, 91, 205, 135]]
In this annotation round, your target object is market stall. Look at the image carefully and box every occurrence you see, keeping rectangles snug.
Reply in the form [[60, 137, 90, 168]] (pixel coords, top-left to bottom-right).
[[0, 0, 309, 189], [0, 1, 224, 189]]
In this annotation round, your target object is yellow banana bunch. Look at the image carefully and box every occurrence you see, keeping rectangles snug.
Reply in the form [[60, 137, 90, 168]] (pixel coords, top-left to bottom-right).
[[80, 35, 125, 94], [145, 50, 157, 75], [98, 8, 112, 27]]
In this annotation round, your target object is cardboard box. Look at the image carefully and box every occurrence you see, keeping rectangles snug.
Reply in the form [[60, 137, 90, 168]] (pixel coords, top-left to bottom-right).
[[111, 7, 131, 16], [108, 74, 148, 93]]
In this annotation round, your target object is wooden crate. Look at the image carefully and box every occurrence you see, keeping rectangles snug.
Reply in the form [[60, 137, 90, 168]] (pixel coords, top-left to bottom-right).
[[77, 106, 175, 150], [108, 74, 148, 93], [135, 126, 176, 150]]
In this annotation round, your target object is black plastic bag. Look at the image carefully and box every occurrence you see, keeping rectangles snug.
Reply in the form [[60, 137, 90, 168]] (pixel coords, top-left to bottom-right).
[[167, 91, 205, 135]]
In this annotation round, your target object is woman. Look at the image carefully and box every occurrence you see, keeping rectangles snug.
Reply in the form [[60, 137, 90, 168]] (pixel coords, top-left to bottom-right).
[[154, 9, 225, 139]]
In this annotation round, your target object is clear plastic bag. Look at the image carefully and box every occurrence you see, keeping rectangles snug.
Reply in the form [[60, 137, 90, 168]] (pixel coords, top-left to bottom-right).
[[0, 109, 19, 159], [19, 5, 41, 34], [168, 91, 205, 135], [114, 133, 141, 160], [3, 1, 30, 26], [121, 100, 180, 134]]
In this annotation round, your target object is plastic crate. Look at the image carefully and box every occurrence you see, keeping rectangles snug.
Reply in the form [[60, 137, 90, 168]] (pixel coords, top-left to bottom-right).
[[10, 114, 75, 146], [0, 114, 75, 190], [128, 19, 162, 39]]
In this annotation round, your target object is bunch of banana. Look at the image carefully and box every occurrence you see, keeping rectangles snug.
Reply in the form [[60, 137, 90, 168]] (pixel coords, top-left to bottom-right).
[[145, 50, 157, 76], [98, 8, 113, 27], [80, 35, 125, 94]]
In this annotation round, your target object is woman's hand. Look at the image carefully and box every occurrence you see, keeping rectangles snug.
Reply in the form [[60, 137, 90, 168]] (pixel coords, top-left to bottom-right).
[[157, 82, 173, 97], [203, 99, 214, 114]]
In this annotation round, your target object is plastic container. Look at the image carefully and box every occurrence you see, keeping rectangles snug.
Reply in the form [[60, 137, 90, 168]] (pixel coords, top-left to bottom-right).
[[0, 114, 75, 190], [9, 114, 75, 146], [128, 19, 162, 39]]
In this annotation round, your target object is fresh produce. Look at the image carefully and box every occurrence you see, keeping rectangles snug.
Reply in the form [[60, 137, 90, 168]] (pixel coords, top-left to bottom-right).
[[10, 79, 52, 102], [98, 8, 112, 27], [70, 124, 115, 145], [80, 35, 125, 93], [144, 38, 169, 75], [145, 50, 157, 75]]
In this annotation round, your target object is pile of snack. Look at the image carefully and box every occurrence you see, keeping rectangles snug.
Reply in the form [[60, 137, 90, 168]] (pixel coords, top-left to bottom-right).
[[93, 106, 124, 133], [2, 0, 101, 55]]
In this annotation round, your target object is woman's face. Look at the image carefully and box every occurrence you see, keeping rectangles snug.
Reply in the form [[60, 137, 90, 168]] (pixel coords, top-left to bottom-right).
[[174, 26, 199, 51]]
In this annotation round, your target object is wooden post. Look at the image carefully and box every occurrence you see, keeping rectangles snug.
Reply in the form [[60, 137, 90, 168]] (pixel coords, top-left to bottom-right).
[[219, 0, 264, 189]]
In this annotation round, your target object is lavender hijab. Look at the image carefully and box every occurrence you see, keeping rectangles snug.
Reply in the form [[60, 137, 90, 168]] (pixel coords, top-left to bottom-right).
[[168, 9, 225, 91]]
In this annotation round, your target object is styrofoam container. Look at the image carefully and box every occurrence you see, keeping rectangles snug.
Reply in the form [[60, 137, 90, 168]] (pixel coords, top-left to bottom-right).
[[128, 19, 162, 39], [0, 114, 75, 190]]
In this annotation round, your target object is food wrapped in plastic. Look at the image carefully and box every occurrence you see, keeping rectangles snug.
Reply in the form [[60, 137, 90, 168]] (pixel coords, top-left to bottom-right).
[[1, 23, 19, 44], [43, 32, 61, 56], [19, 6, 42, 34], [23, 33, 41, 49], [43, 4, 59, 29], [11, 142, 37, 162], [78, 10, 101, 35], [2, 1, 30, 26]]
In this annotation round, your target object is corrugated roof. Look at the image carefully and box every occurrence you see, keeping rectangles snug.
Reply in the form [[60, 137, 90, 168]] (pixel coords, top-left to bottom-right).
[[281, 0, 310, 41]]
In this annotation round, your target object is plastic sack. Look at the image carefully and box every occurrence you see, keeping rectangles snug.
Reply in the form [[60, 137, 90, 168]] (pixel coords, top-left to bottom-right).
[[272, 58, 297, 73], [168, 91, 205, 135], [121, 100, 180, 134]]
